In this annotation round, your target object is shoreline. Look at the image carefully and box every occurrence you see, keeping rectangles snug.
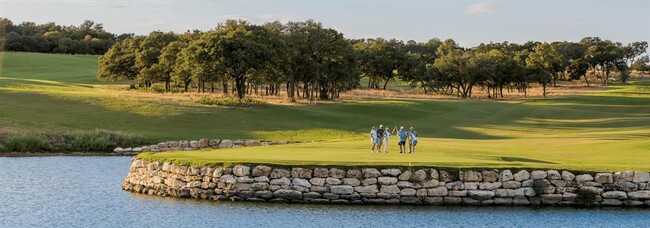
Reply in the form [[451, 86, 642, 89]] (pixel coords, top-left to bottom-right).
[[0, 152, 137, 157]]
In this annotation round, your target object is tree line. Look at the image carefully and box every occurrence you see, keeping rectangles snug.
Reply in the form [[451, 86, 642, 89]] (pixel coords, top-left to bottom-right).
[[94, 19, 650, 99], [0, 18, 123, 55]]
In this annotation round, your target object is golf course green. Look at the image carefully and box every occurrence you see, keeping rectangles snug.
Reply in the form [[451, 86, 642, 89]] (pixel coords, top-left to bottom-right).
[[1, 52, 649, 171]]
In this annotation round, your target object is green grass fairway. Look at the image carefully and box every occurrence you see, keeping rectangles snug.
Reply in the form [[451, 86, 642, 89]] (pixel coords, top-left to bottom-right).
[[2, 52, 650, 171]]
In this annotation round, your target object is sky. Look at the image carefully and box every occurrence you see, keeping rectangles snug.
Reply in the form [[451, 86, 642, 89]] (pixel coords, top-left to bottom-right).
[[1, 0, 649, 47]]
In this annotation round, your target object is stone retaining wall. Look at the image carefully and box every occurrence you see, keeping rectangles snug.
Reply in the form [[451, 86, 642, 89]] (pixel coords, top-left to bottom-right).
[[114, 139, 294, 154], [122, 158, 650, 207]]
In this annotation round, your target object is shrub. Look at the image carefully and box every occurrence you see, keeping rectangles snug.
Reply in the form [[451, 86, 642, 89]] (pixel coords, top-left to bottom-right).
[[2, 135, 50, 152], [195, 97, 266, 107], [0, 129, 151, 153], [575, 189, 597, 206]]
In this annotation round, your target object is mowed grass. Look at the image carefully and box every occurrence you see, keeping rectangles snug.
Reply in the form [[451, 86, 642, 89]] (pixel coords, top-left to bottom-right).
[[2, 52, 650, 171]]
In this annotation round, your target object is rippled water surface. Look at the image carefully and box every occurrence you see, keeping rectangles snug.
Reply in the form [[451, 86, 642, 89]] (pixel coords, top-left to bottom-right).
[[0, 156, 648, 228]]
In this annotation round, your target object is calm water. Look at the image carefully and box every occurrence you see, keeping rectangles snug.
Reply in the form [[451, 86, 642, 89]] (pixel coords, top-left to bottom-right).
[[0, 156, 648, 228]]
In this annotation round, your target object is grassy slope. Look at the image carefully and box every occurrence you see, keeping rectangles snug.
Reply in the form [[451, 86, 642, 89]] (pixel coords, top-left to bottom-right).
[[2, 52, 649, 171]]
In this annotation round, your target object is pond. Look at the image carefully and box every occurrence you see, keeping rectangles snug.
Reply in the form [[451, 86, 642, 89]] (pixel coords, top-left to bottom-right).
[[0, 156, 648, 227]]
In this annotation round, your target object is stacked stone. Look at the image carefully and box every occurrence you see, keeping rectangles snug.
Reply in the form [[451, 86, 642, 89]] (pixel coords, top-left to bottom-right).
[[121, 159, 650, 207], [113, 139, 291, 153]]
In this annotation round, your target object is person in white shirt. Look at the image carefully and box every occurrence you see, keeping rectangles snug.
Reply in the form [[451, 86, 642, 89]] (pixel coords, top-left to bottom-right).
[[383, 126, 397, 153]]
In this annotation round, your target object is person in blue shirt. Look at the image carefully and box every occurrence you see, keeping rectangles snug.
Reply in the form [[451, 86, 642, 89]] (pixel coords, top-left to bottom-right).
[[370, 126, 377, 153], [397, 126, 407, 153], [408, 127, 418, 154]]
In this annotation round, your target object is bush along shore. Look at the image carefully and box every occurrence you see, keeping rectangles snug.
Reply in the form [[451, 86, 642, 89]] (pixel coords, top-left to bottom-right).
[[0, 129, 151, 154], [114, 139, 295, 154], [122, 159, 650, 207]]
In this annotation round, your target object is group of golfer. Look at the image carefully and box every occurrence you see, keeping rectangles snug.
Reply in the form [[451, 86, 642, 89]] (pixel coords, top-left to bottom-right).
[[370, 125, 418, 154]]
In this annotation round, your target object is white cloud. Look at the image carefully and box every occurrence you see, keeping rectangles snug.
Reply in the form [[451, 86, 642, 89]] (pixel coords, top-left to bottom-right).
[[465, 3, 494, 15]]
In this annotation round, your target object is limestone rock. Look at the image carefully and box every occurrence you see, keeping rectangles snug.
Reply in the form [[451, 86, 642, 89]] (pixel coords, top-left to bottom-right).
[[439, 171, 455, 182], [311, 186, 330, 194], [464, 182, 478, 190], [270, 177, 291, 186], [427, 187, 448, 196], [412, 170, 427, 182], [541, 194, 563, 204], [381, 168, 402, 177], [254, 176, 269, 183], [481, 171, 498, 182], [628, 191, 650, 200], [273, 189, 302, 199], [237, 176, 254, 183], [423, 197, 444, 205], [602, 191, 627, 199], [445, 181, 465, 190], [614, 171, 634, 182], [459, 171, 482, 182], [512, 196, 530, 205], [398, 171, 412, 181], [401, 196, 421, 204], [516, 187, 536, 197], [499, 170, 513, 181], [354, 185, 379, 193], [444, 197, 462, 204], [313, 168, 329, 178], [562, 171, 575, 181], [400, 188, 417, 196], [330, 168, 347, 178], [132, 147, 142, 153], [218, 140, 233, 148], [346, 169, 362, 179], [362, 178, 377, 186], [270, 169, 291, 179], [292, 178, 312, 188], [514, 170, 530, 181], [377, 177, 398, 185], [448, 190, 468, 197], [575, 174, 593, 183], [633, 172, 650, 183], [251, 166, 272, 177], [141, 146, 151, 152], [530, 170, 547, 180], [397, 180, 416, 188], [543, 170, 560, 180], [601, 199, 623, 206], [430, 169, 439, 180], [468, 190, 495, 200], [420, 179, 439, 188], [233, 165, 251, 177], [342, 178, 361, 186], [330, 185, 354, 195], [496, 189, 517, 198], [362, 168, 382, 178], [113, 147, 124, 153], [479, 182, 502, 190], [198, 138, 209, 149], [291, 168, 312, 179], [309, 178, 326, 186], [208, 139, 220, 148], [380, 185, 401, 194], [189, 140, 199, 148], [595, 173, 614, 184], [325, 177, 342, 185], [503, 181, 522, 189]]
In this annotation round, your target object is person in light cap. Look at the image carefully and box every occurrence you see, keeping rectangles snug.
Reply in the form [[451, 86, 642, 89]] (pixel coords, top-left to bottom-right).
[[376, 124, 385, 153]]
